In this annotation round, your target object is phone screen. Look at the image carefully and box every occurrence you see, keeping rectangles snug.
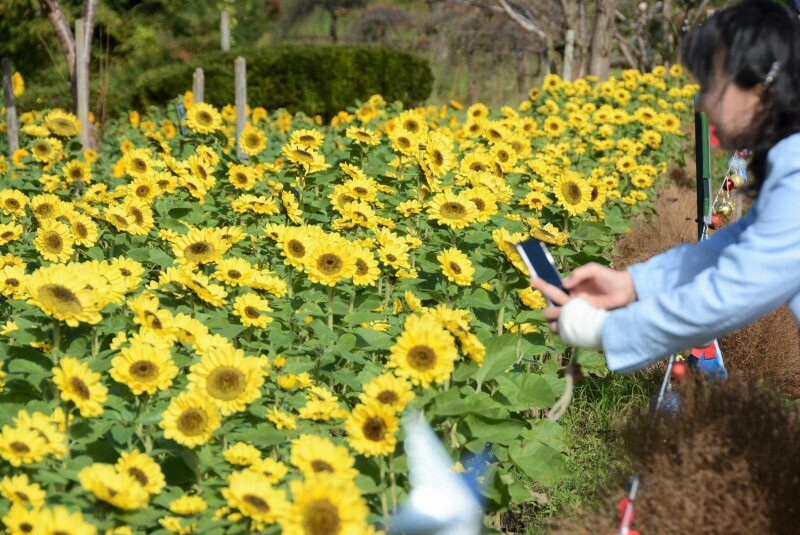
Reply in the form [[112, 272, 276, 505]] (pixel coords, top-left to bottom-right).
[[515, 238, 565, 291]]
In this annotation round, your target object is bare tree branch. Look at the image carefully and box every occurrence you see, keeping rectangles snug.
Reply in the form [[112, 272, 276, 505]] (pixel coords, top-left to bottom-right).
[[40, 0, 75, 76], [81, 0, 99, 54], [496, 0, 546, 39]]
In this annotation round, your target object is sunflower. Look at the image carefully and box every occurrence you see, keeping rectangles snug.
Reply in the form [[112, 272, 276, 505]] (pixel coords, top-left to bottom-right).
[[553, 171, 592, 216], [78, 463, 149, 510], [115, 450, 166, 495], [223, 470, 289, 525], [227, 163, 259, 190], [0, 426, 48, 467], [437, 247, 474, 286], [110, 336, 178, 395], [172, 227, 228, 265], [233, 293, 273, 329], [289, 128, 325, 149], [281, 143, 330, 174], [45, 109, 81, 137], [426, 190, 479, 230], [282, 473, 369, 535], [33, 506, 98, 535], [108, 256, 144, 294], [62, 159, 91, 184], [67, 212, 99, 247], [159, 390, 221, 448], [423, 133, 456, 177], [520, 190, 552, 211], [0, 189, 28, 217], [25, 265, 102, 326], [290, 435, 359, 480], [543, 115, 567, 137], [344, 401, 399, 457], [0, 222, 23, 246], [169, 495, 209, 515], [0, 264, 26, 299], [281, 190, 304, 224], [185, 102, 222, 135], [29, 193, 63, 221], [121, 148, 157, 180], [224, 442, 262, 466], [463, 185, 499, 222], [398, 109, 428, 137], [358, 373, 415, 413], [178, 269, 229, 308], [345, 125, 381, 146], [187, 345, 265, 415], [351, 246, 380, 287], [519, 287, 548, 310], [526, 219, 569, 246], [388, 313, 458, 387], [52, 357, 107, 417], [213, 257, 259, 287], [280, 226, 318, 270], [377, 240, 411, 271], [389, 127, 418, 156], [490, 141, 518, 174], [239, 126, 267, 156], [2, 503, 41, 534], [303, 237, 358, 286], [248, 457, 290, 484]]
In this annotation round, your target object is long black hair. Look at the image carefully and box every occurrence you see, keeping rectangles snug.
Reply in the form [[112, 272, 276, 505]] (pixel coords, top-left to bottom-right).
[[681, 0, 800, 193]]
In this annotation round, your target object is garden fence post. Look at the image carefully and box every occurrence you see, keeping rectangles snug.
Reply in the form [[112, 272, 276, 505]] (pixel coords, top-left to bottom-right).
[[1, 57, 19, 156], [235, 56, 247, 160], [75, 18, 92, 150], [221, 11, 231, 52], [193, 68, 205, 104], [694, 99, 711, 241]]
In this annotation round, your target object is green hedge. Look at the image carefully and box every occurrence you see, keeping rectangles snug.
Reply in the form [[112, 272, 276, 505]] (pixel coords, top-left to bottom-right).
[[134, 45, 434, 118]]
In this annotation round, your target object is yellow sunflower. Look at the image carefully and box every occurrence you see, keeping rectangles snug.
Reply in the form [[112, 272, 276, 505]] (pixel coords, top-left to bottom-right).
[[427, 190, 479, 230], [281, 474, 370, 535], [345, 125, 381, 146], [78, 463, 149, 510], [289, 435, 359, 481], [388, 313, 458, 387], [303, 236, 358, 286], [247, 457, 290, 484], [185, 102, 222, 135], [52, 357, 108, 417], [280, 226, 319, 270], [172, 227, 229, 265], [233, 292, 273, 329], [29, 193, 63, 221], [239, 125, 267, 156], [0, 189, 28, 216], [44, 109, 81, 137], [553, 171, 592, 216], [159, 390, 221, 448], [213, 257, 259, 287], [110, 335, 178, 395], [289, 128, 325, 149], [169, 494, 208, 515], [437, 247, 474, 286], [0, 222, 23, 246], [33, 505, 98, 535], [0, 426, 48, 467], [227, 163, 260, 190], [351, 245, 380, 287], [358, 372, 415, 413], [223, 470, 289, 525], [224, 442, 262, 466], [344, 401, 399, 457], [62, 159, 91, 184], [67, 212, 99, 247], [187, 345, 265, 415], [0, 473, 46, 508], [115, 450, 166, 496], [25, 264, 102, 326]]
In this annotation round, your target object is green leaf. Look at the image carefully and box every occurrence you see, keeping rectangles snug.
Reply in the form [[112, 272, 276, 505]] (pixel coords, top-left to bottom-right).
[[570, 222, 610, 241], [574, 348, 609, 377], [473, 334, 517, 385], [521, 419, 569, 452], [429, 387, 508, 419], [148, 248, 175, 267], [508, 440, 570, 486], [463, 415, 526, 445], [495, 373, 556, 410]]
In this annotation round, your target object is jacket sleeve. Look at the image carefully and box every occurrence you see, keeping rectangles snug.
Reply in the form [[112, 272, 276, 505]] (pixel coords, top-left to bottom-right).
[[603, 138, 800, 374]]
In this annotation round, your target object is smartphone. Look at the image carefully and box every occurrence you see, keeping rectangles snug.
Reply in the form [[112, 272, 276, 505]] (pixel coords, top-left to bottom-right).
[[515, 238, 567, 304]]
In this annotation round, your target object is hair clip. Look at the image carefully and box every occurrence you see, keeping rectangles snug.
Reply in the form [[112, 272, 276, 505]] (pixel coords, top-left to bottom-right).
[[764, 61, 780, 87]]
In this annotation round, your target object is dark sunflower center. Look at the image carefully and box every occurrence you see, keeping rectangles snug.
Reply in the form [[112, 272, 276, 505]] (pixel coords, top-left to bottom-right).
[[377, 391, 399, 404], [10, 441, 30, 454], [35, 204, 54, 218], [363, 417, 387, 441], [441, 202, 466, 219], [244, 306, 261, 319], [355, 259, 368, 275], [228, 270, 242, 279], [244, 494, 270, 512], [563, 183, 583, 205], [471, 198, 485, 211], [300, 135, 316, 143], [5, 199, 20, 209], [293, 148, 313, 162], [128, 467, 149, 487], [408, 345, 436, 371], [44, 232, 63, 251], [198, 111, 213, 124], [317, 253, 343, 275], [6, 278, 19, 287], [288, 240, 306, 257], [70, 377, 91, 399], [303, 498, 341, 535], [15, 491, 30, 503], [132, 159, 148, 173], [130, 360, 159, 381], [186, 241, 213, 258], [120, 268, 132, 276], [177, 408, 208, 436], [135, 185, 151, 197], [207, 367, 246, 400], [145, 312, 163, 330], [431, 150, 444, 166], [129, 207, 144, 225], [311, 460, 335, 473], [74, 222, 88, 238], [39, 284, 82, 314], [235, 173, 248, 184], [112, 214, 129, 227], [403, 120, 420, 133], [449, 261, 462, 275], [1, 231, 12, 239]]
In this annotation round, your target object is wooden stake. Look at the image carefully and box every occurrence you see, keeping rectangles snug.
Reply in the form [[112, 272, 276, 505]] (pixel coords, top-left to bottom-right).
[[221, 11, 231, 52], [1, 58, 19, 155], [75, 18, 91, 149], [234, 56, 247, 160], [192, 68, 205, 104]]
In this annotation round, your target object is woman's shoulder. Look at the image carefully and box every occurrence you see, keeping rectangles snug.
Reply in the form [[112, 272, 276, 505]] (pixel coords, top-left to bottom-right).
[[766, 132, 800, 180]]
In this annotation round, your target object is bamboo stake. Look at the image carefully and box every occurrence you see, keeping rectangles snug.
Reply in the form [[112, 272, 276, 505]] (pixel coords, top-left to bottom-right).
[[192, 68, 205, 104], [75, 18, 91, 150], [234, 56, 247, 160], [1, 58, 19, 155], [221, 11, 231, 52]]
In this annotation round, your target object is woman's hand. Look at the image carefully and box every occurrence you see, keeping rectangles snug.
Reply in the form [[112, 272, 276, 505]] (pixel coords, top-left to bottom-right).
[[530, 276, 609, 349], [562, 263, 637, 310]]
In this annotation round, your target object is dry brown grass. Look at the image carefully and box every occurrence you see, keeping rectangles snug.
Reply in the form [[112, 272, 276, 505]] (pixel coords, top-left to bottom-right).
[[552, 375, 800, 534]]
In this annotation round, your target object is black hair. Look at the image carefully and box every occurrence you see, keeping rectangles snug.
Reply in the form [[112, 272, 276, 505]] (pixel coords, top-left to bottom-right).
[[681, 0, 800, 193]]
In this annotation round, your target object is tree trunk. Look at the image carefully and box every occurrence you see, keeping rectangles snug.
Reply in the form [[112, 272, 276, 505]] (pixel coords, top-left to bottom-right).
[[328, 8, 338, 42], [588, 0, 616, 79]]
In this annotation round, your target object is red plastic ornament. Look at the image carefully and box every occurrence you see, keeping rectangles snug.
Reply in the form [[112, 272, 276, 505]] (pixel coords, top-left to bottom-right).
[[671, 360, 688, 381]]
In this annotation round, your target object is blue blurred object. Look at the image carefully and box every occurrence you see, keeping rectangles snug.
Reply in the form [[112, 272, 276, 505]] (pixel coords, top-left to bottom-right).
[[652, 390, 680, 416], [688, 340, 728, 381], [388, 412, 484, 535]]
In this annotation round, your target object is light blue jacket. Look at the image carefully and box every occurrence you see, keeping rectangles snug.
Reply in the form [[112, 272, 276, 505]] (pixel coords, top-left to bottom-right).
[[603, 132, 800, 374]]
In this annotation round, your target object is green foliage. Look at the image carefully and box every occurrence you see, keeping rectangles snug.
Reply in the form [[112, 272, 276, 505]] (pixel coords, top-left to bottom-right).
[[134, 45, 433, 119]]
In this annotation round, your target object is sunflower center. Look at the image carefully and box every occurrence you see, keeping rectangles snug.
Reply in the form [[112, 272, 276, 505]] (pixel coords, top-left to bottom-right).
[[245, 134, 260, 147], [44, 231, 63, 252], [316, 253, 343, 275], [128, 467, 149, 487], [292, 148, 314, 163], [1, 231, 12, 240], [111, 214, 129, 228], [431, 150, 444, 166], [303, 498, 341, 535], [449, 261, 462, 275], [228, 270, 242, 279], [177, 408, 208, 436], [496, 151, 509, 162], [234, 173, 248, 184], [69, 167, 84, 180], [19, 521, 33, 533], [145, 312, 163, 330], [185, 241, 214, 260], [300, 134, 316, 144], [377, 391, 399, 404], [311, 460, 335, 473], [135, 185, 151, 198], [120, 268, 132, 276], [15, 491, 30, 503], [6, 278, 19, 287], [470, 198, 485, 211], [39, 284, 82, 315], [244, 494, 270, 512], [74, 222, 88, 239], [408, 345, 436, 371], [132, 159, 148, 174], [206, 367, 246, 400], [288, 239, 306, 257], [129, 207, 144, 225], [362, 417, 387, 442], [70, 377, 92, 399], [355, 259, 368, 275], [397, 137, 411, 149], [244, 306, 261, 319], [563, 183, 583, 205], [591, 187, 599, 202], [353, 187, 368, 196], [403, 120, 420, 133], [5, 199, 20, 209], [441, 202, 466, 219], [10, 441, 30, 454], [198, 111, 213, 124], [385, 254, 397, 263], [130, 360, 159, 381], [34, 203, 55, 218]]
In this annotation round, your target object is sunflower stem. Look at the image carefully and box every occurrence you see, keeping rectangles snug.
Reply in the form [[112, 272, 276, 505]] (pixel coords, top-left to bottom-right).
[[193, 449, 204, 493], [379, 457, 389, 519], [388, 454, 398, 512], [327, 285, 335, 332], [91, 326, 99, 359]]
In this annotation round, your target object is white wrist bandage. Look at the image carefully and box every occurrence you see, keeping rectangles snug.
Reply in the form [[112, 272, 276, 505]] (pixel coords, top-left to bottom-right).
[[558, 298, 608, 351]]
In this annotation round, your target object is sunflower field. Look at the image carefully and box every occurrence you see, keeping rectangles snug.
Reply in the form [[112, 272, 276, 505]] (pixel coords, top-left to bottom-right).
[[0, 65, 695, 534]]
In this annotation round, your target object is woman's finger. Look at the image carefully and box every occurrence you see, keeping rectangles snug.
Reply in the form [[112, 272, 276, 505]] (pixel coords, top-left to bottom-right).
[[562, 262, 601, 290], [543, 307, 560, 321], [549, 321, 558, 333], [530, 276, 570, 306]]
